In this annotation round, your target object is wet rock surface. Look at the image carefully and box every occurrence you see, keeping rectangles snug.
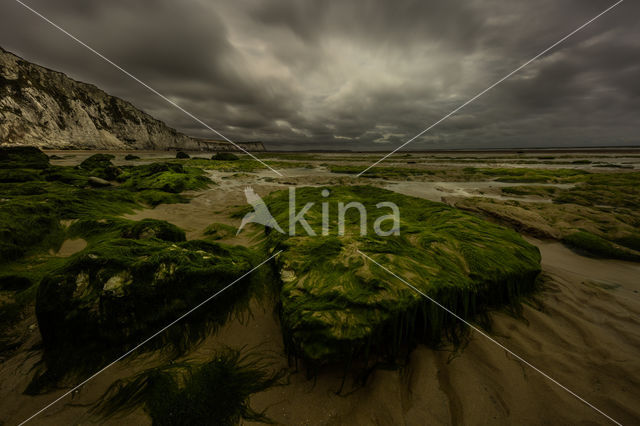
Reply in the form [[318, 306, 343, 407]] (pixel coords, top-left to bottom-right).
[[34, 235, 256, 388], [262, 186, 542, 365]]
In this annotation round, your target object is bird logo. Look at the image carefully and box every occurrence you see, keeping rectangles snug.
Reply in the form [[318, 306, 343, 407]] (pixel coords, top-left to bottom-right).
[[237, 187, 284, 235]]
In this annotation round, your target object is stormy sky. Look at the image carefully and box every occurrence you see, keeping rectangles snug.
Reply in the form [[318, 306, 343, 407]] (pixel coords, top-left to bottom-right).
[[1, 0, 638, 150]]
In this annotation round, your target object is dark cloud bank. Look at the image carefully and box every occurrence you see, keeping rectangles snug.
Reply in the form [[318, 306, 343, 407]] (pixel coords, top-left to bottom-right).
[[1, 0, 638, 150]]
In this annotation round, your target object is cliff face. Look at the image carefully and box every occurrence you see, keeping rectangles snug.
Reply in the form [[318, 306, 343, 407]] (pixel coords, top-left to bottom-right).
[[0, 47, 265, 152]]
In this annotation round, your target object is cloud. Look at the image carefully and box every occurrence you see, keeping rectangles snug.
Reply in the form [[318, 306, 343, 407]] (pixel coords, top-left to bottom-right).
[[1, 0, 638, 149]]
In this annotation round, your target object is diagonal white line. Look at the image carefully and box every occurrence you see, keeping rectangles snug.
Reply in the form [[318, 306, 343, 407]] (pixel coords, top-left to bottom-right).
[[357, 249, 622, 425], [12, 0, 284, 177], [357, 0, 624, 177], [18, 250, 283, 425]]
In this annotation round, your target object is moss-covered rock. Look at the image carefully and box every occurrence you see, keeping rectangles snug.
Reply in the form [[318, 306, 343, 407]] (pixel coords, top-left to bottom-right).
[[33, 236, 258, 390], [0, 146, 50, 169], [69, 217, 186, 243], [124, 154, 140, 160], [80, 153, 121, 180], [563, 231, 640, 261], [261, 186, 541, 366], [212, 152, 239, 161], [176, 151, 190, 159], [80, 153, 115, 169], [0, 198, 61, 262], [0, 161, 208, 263], [117, 162, 211, 193]]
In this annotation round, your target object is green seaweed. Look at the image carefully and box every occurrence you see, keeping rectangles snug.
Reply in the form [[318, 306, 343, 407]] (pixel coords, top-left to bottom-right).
[[562, 231, 640, 261], [501, 186, 557, 197], [258, 186, 541, 369], [79, 154, 121, 180], [117, 162, 211, 193], [0, 151, 212, 263], [553, 172, 640, 210], [0, 146, 50, 169], [29, 235, 261, 393], [211, 152, 239, 161], [472, 167, 587, 183], [68, 217, 186, 243], [94, 348, 283, 425]]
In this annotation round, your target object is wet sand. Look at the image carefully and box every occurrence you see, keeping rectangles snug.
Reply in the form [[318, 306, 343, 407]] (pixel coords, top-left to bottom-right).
[[50, 238, 87, 257], [383, 181, 575, 204], [1, 162, 638, 425]]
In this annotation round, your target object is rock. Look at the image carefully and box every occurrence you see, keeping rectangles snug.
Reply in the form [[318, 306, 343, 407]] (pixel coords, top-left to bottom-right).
[[262, 186, 542, 366], [211, 152, 239, 161], [116, 162, 210, 193], [80, 154, 121, 180], [80, 154, 115, 170], [35, 237, 256, 368], [73, 271, 90, 298], [0, 47, 193, 150], [0, 146, 49, 169], [124, 154, 140, 160], [88, 176, 111, 187], [1, 48, 267, 152], [176, 151, 190, 159], [102, 271, 132, 297]]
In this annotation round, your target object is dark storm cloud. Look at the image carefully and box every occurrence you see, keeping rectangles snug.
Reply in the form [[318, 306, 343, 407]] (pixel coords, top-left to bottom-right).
[[0, 0, 638, 149]]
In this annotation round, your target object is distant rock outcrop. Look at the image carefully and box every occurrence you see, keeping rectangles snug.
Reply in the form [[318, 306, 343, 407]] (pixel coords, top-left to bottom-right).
[[0, 47, 265, 152], [190, 139, 265, 152]]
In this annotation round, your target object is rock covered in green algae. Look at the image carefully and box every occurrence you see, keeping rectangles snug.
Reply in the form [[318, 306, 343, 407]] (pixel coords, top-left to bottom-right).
[[80, 153, 121, 180], [80, 153, 116, 170], [116, 162, 211, 193], [0, 151, 212, 263], [211, 152, 239, 161], [69, 217, 187, 243], [0, 146, 50, 169], [36, 235, 256, 358], [262, 186, 541, 365]]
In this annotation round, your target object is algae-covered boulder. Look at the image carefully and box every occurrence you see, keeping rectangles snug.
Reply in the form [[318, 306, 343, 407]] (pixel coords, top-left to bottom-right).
[[262, 186, 541, 365], [36, 238, 255, 364], [80, 153, 121, 180], [176, 151, 190, 159], [69, 217, 186, 243], [80, 153, 115, 169], [563, 231, 640, 261], [212, 152, 239, 161], [0, 199, 60, 262], [0, 146, 50, 169], [117, 162, 211, 193], [124, 154, 140, 160]]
